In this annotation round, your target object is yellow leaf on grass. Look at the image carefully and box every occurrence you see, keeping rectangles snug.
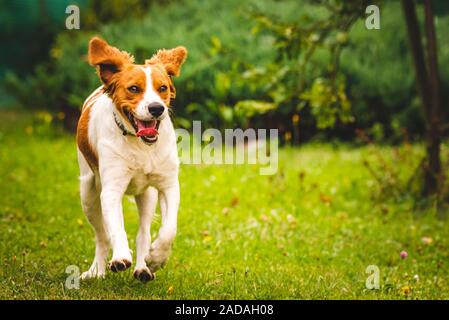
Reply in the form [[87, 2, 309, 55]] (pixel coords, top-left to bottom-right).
[[320, 193, 332, 205]]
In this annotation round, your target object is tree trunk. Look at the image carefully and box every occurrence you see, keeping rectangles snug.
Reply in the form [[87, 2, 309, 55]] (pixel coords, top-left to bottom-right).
[[423, 0, 442, 195], [401, 0, 441, 195]]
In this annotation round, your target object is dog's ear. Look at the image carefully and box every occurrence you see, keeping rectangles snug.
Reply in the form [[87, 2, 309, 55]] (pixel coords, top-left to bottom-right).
[[146, 46, 188, 77], [88, 37, 134, 84]]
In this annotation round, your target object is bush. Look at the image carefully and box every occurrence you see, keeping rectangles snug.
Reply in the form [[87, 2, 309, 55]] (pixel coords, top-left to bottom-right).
[[5, 0, 278, 130]]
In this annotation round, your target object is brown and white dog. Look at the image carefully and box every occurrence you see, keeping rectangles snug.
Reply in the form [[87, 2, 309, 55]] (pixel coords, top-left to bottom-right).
[[76, 37, 187, 282]]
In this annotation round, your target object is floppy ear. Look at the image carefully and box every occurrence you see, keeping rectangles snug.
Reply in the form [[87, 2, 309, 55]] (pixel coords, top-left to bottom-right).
[[146, 46, 188, 77], [88, 37, 134, 84]]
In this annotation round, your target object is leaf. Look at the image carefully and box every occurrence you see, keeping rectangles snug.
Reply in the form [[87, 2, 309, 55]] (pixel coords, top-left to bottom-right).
[[234, 100, 277, 118], [320, 193, 332, 205], [230, 196, 240, 207]]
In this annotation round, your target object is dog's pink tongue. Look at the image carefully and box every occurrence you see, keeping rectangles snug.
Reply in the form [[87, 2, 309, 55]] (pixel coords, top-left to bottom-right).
[[136, 120, 158, 137], [137, 127, 158, 137]]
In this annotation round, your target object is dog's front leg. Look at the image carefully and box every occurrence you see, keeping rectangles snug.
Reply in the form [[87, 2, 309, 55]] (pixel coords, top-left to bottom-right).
[[99, 163, 133, 273], [146, 182, 180, 272], [133, 187, 158, 282]]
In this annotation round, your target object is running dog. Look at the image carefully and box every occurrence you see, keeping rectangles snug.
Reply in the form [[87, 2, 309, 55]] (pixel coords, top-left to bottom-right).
[[76, 37, 187, 282]]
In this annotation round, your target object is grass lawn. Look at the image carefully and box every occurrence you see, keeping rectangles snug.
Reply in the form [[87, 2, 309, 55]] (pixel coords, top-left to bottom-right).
[[1, 110, 448, 299]]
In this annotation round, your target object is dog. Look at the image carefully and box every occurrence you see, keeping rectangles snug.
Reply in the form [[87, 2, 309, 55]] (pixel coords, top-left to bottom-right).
[[76, 37, 187, 282]]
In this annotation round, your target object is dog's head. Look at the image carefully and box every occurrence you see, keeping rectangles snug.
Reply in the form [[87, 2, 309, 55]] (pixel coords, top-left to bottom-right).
[[88, 36, 187, 144]]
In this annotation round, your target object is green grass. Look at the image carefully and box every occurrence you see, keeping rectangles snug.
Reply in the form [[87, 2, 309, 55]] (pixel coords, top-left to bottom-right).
[[1, 110, 449, 299]]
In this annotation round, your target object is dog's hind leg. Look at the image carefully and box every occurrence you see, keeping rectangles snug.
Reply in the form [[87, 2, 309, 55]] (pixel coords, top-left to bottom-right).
[[78, 151, 109, 279], [133, 187, 158, 282]]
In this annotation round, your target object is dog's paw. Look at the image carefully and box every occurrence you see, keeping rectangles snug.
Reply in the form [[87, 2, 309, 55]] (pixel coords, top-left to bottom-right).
[[146, 242, 171, 272], [81, 269, 106, 280], [133, 266, 155, 283], [146, 258, 167, 273], [109, 258, 132, 272]]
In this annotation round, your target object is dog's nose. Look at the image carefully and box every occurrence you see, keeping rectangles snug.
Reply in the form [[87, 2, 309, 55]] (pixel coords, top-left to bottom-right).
[[147, 103, 165, 118]]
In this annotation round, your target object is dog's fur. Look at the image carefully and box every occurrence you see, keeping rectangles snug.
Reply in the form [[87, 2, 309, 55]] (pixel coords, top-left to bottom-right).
[[76, 37, 187, 282]]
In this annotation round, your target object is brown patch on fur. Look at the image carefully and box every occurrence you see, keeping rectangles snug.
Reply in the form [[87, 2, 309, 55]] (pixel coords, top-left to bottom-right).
[[77, 101, 98, 171], [146, 46, 188, 103], [108, 64, 147, 119], [88, 37, 134, 85], [146, 47, 188, 77], [149, 64, 173, 105]]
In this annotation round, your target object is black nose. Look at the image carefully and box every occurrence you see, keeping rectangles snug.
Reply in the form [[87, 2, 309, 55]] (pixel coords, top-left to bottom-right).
[[147, 103, 165, 118]]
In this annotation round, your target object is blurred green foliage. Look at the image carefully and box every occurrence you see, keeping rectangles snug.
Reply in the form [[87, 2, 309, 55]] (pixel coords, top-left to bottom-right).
[[341, 1, 449, 142], [3, 0, 449, 141], [232, 0, 371, 142]]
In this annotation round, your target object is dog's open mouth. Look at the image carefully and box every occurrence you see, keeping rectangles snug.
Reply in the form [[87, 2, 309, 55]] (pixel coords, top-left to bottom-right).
[[125, 110, 160, 144]]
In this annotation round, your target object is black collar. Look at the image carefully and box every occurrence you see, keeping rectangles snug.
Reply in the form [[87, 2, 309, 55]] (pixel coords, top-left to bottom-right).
[[113, 112, 135, 136]]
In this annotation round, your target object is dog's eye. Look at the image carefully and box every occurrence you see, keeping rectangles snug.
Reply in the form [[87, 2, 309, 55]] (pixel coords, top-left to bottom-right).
[[128, 85, 140, 93], [158, 85, 168, 93]]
